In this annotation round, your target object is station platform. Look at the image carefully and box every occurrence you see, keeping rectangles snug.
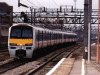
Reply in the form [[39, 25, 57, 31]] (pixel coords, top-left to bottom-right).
[[46, 56, 100, 75]]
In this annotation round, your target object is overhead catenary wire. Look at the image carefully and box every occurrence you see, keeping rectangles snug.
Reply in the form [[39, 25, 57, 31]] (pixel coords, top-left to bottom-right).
[[36, 0, 44, 7], [21, 0, 32, 6], [27, 0, 39, 8], [52, 0, 59, 7]]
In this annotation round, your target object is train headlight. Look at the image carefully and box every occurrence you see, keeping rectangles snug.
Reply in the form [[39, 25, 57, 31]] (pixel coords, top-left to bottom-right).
[[10, 43, 17, 46], [25, 43, 33, 46]]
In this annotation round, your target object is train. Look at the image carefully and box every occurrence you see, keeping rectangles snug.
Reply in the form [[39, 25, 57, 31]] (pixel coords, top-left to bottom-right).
[[8, 23, 77, 59]]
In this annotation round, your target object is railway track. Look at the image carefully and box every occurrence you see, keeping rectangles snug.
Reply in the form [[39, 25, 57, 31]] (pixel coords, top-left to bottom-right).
[[0, 45, 8, 52], [1, 43, 81, 75], [0, 59, 30, 74], [0, 49, 8, 52], [20, 43, 81, 75]]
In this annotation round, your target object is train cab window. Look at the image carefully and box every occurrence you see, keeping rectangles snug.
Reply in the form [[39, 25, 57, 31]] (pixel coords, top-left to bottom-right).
[[11, 29, 21, 38], [22, 30, 32, 38], [10, 26, 33, 38]]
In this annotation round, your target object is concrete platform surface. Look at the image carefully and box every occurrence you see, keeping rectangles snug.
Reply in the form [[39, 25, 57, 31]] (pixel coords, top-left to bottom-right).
[[86, 61, 100, 75], [46, 56, 100, 75]]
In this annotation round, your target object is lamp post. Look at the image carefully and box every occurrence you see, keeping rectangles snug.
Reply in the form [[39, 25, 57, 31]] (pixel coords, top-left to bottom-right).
[[73, 0, 77, 11], [73, 0, 77, 31], [0, 16, 1, 46]]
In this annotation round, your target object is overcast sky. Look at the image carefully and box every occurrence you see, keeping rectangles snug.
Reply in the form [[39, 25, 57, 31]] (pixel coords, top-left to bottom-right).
[[0, 0, 98, 12]]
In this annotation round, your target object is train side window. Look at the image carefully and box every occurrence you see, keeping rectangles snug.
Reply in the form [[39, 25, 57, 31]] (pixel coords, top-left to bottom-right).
[[43, 31, 45, 41], [41, 31, 43, 41], [61, 34, 62, 39], [74, 35, 75, 38], [67, 35, 69, 39], [54, 33, 55, 40], [53, 33, 54, 40], [48, 32, 50, 40], [73, 35, 75, 38], [58, 33, 59, 39], [36, 30, 38, 41], [56, 33, 58, 39], [60, 34, 61, 39], [64, 34, 66, 39], [55, 33, 57, 40], [75, 35, 77, 38], [57, 33, 58, 40], [38, 30, 39, 41], [47, 32, 49, 41], [58, 34, 60, 39], [65, 34, 66, 39], [49, 32, 50, 40], [46, 32, 48, 40], [50, 32, 51, 40], [54, 33, 56, 40], [70, 35, 71, 38], [71, 35, 72, 38], [52, 33, 54, 40], [66, 34, 67, 39], [56, 33, 57, 40], [51, 32, 53, 40], [45, 31, 46, 41], [59, 34, 61, 39], [58, 34, 59, 40], [69, 35, 71, 38], [39, 30, 42, 41]]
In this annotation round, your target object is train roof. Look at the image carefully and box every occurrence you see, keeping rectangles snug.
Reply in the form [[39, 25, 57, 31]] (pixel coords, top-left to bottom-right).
[[11, 23, 77, 35]]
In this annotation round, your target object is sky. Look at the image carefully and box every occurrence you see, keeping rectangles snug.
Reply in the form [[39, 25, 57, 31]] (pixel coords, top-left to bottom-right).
[[0, 0, 98, 12]]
